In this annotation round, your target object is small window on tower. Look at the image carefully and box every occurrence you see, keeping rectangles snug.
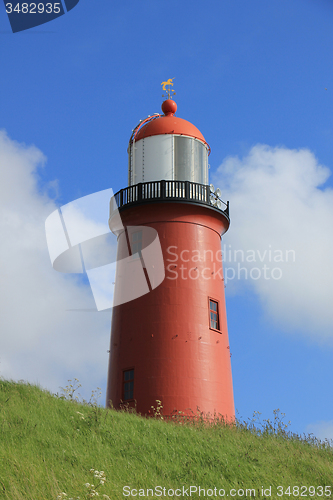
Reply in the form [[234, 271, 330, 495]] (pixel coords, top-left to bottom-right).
[[131, 231, 142, 258], [209, 299, 220, 331], [123, 369, 134, 401]]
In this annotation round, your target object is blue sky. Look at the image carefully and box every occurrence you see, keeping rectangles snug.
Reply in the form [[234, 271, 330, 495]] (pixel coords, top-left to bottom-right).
[[0, 0, 332, 443]]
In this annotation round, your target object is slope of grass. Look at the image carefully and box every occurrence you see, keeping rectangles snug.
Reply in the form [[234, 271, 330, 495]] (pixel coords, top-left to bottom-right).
[[0, 379, 332, 500]]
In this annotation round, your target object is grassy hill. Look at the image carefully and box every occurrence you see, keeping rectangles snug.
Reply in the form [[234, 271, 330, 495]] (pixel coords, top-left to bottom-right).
[[0, 379, 332, 500]]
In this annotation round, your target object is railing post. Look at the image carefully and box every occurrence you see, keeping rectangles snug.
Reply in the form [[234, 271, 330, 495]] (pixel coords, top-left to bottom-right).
[[120, 189, 123, 208], [206, 185, 210, 204], [185, 181, 190, 200], [138, 183, 143, 202], [161, 180, 166, 200]]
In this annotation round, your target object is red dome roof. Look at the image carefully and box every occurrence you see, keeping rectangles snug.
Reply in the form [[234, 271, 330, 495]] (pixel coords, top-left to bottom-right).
[[134, 99, 206, 143]]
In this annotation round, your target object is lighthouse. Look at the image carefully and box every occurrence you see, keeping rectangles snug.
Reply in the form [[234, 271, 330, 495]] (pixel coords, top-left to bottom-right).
[[106, 89, 235, 420]]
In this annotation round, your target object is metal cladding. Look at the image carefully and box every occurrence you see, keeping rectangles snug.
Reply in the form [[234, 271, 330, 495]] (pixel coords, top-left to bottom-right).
[[129, 135, 209, 185], [128, 98, 210, 187], [106, 98, 235, 420]]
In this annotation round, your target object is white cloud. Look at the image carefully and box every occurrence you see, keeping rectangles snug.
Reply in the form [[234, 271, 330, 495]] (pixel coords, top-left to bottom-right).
[[213, 144, 333, 342], [306, 420, 333, 443], [0, 130, 112, 400]]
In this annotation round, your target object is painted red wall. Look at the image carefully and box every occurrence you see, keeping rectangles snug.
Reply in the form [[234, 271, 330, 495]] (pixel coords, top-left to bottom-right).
[[106, 202, 234, 420]]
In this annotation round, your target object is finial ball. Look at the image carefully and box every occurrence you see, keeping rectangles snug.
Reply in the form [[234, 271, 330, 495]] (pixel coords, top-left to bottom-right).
[[162, 99, 177, 116]]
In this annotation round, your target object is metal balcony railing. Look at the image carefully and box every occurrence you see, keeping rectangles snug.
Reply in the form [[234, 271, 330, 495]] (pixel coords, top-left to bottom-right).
[[111, 180, 229, 219]]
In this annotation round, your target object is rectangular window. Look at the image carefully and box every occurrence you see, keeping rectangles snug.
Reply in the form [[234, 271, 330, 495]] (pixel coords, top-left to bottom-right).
[[131, 231, 142, 258], [209, 299, 220, 330], [123, 369, 134, 401]]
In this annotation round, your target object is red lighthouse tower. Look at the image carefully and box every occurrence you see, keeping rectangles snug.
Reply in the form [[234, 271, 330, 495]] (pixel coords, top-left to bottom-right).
[[106, 96, 234, 420]]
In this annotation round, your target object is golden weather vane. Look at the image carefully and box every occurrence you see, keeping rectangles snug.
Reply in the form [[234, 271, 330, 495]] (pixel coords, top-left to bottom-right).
[[161, 78, 176, 99]]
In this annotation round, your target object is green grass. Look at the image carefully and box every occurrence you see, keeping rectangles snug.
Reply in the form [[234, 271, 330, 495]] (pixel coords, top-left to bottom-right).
[[0, 379, 332, 500]]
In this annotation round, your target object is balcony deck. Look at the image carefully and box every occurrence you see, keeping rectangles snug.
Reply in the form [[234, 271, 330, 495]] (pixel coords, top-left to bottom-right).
[[111, 180, 229, 221]]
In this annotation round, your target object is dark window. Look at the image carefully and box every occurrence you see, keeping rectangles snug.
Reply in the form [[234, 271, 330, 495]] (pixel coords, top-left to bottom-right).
[[131, 231, 142, 258], [209, 299, 219, 330], [123, 369, 134, 401]]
